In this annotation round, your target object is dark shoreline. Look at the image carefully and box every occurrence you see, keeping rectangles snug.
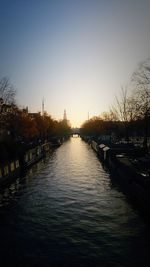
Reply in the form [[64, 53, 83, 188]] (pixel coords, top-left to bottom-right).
[[0, 138, 62, 190], [84, 136, 150, 219]]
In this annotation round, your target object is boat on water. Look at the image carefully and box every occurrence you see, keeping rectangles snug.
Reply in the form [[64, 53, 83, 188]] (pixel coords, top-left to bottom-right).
[[0, 159, 20, 188], [90, 138, 150, 216]]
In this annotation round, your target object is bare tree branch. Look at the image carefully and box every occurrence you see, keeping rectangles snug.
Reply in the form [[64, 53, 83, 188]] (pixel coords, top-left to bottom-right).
[[0, 77, 16, 104]]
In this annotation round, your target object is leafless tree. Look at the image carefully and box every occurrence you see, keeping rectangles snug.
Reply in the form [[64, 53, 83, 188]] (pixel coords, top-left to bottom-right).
[[115, 86, 129, 121], [132, 59, 150, 149], [101, 109, 118, 122], [0, 77, 16, 104], [132, 60, 150, 117], [111, 86, 130, 140], [132, 59, 150, 86]]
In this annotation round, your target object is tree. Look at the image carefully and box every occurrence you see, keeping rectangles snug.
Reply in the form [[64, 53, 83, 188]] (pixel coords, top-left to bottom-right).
[[0, 77, 16, 104], [132, 59, 150, 149], [101, 109, 118, 122], [111, 86, 130, 140], [81, 116, 105, 137], [110, 85, 141, 141], [132, 60, 150, 118], [5, 109, 38, 141], [54, 119, 71, 137]]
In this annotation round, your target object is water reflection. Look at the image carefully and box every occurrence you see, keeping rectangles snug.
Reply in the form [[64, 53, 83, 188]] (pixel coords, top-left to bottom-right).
[[0, 179, 20, 206], [0, 138, 150, 266]]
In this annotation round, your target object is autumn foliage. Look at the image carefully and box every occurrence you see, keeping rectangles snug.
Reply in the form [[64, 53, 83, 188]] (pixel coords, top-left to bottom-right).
[[1, 108, 71, 142]]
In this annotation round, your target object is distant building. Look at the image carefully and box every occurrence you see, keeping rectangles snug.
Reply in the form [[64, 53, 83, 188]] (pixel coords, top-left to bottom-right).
[[28, 112, 41, 119], [62, 109, 71, 127], [22, 106, 28, 114], [63, 109, 67, 121], [0, 98, 14, 114]]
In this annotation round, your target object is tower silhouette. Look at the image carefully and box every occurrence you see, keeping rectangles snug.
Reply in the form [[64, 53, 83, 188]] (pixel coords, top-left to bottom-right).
[[63, 109, 67, 120], [42, 97, 44, 116]]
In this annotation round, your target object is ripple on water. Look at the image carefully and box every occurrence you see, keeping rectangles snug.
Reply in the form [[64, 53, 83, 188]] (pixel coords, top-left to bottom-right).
[[0, 138, 150, 267]]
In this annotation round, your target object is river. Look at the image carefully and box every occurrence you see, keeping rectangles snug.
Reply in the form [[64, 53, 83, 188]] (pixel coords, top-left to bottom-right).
[[0, 137, 150, 266]]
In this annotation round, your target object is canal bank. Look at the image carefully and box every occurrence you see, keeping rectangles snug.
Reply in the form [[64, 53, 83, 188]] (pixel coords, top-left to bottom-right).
[[0, 138, 62, 189], [89, 138, 150, 217], [0, 137, 150, 267]]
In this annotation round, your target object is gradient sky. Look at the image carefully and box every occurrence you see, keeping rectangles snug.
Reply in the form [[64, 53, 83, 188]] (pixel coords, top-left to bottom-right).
[[0, 0, 150, 126]]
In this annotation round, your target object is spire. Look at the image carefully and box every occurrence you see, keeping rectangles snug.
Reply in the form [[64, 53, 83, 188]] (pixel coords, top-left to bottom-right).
[[42, 97, 44, 116], [42, 97, 45, 116], [63, 109, 67, 120]]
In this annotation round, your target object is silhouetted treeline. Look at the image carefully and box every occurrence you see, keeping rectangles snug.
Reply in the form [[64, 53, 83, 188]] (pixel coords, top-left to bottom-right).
[[0, 76, 71, 161], [81, 59, 150, 149], [81, 116, 150, 141], [1, 109, 71, 142]]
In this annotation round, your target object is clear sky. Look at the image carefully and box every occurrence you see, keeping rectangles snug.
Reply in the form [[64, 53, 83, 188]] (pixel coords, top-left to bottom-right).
[[0, 0, 150, 127]]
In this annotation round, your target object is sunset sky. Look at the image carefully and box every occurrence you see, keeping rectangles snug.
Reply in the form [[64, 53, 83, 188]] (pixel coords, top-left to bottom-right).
[[0, 0, 150, 126]]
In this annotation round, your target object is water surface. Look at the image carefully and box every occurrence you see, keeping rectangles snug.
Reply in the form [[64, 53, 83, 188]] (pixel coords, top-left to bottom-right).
[[0, 138, 150, 266]]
